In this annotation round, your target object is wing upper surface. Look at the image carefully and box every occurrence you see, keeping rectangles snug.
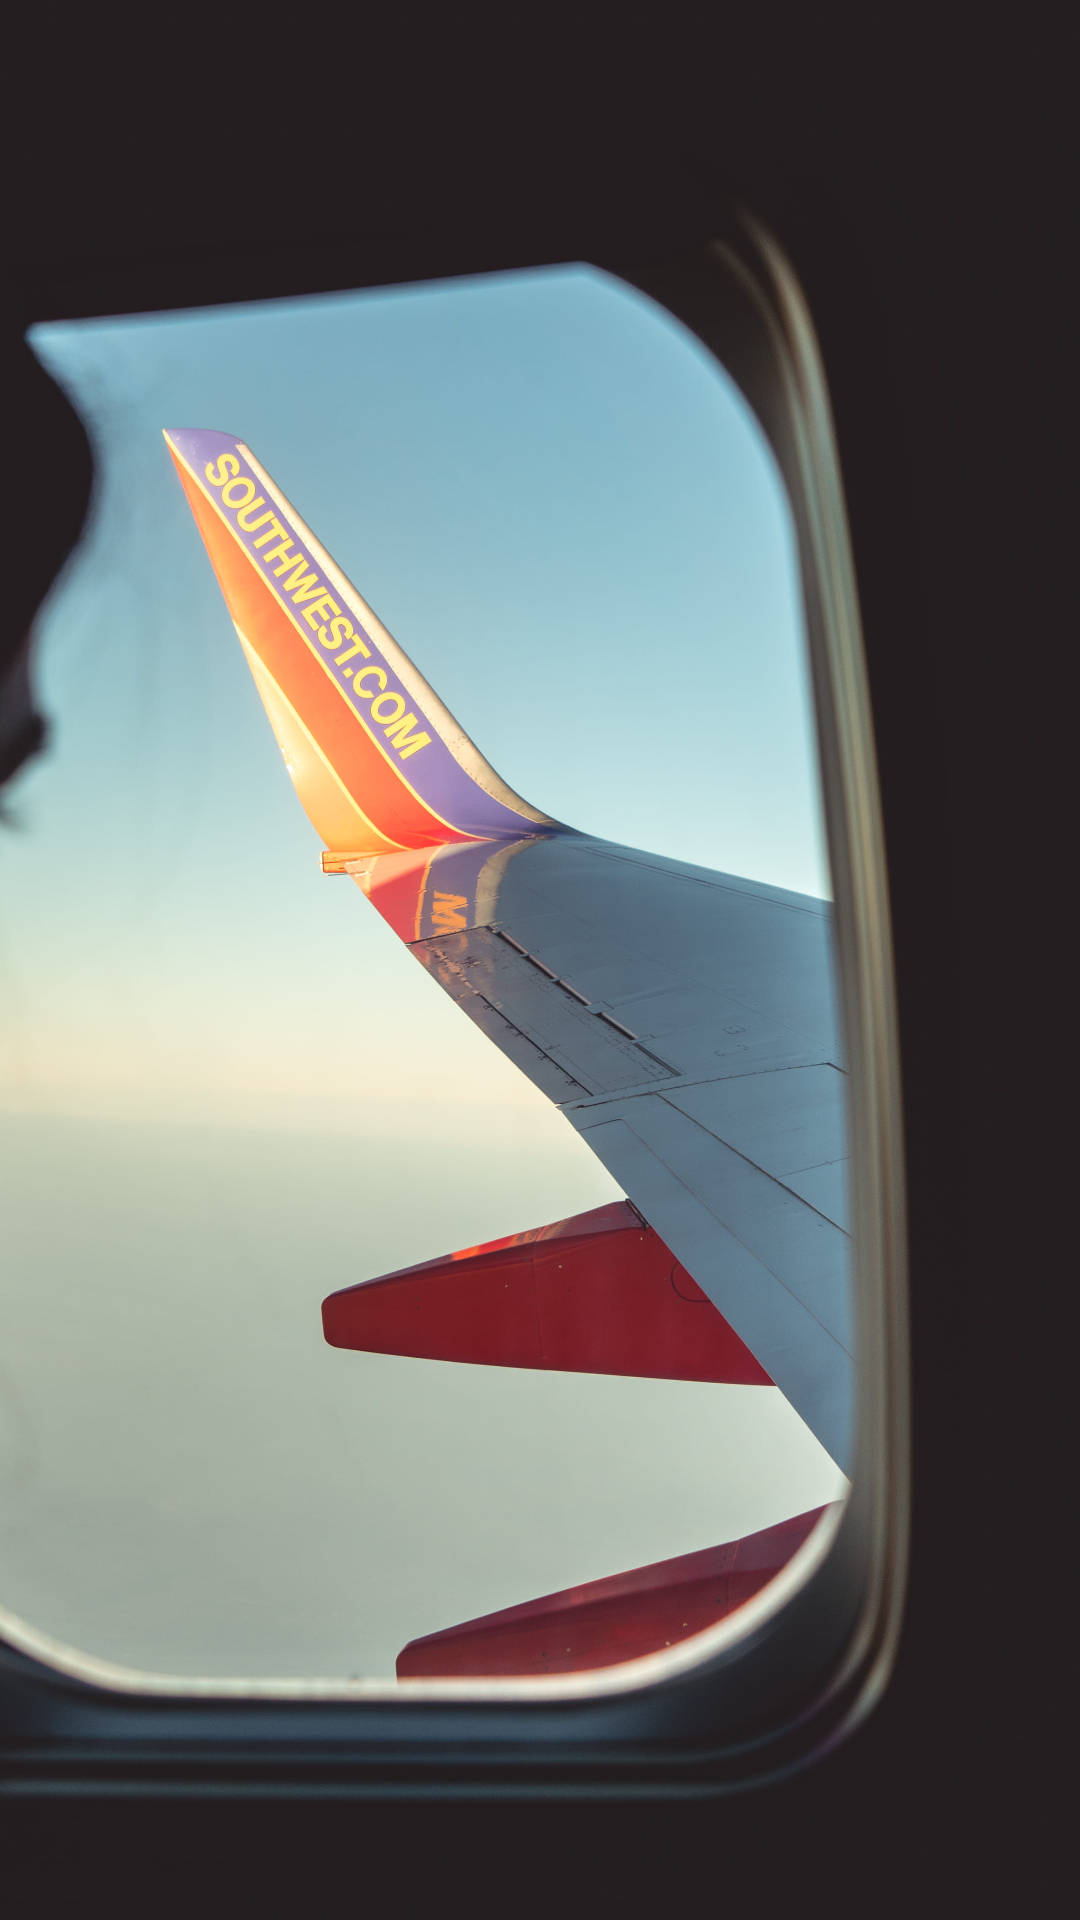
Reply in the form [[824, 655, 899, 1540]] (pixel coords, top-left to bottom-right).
[[350, 832, 854, 1470]]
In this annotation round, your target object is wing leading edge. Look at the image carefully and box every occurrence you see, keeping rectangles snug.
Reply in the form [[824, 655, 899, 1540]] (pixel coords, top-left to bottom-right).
[[167, 429, 854, 1472]]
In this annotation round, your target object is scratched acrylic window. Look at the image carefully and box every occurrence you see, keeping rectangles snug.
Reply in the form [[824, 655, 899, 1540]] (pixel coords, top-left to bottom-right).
[[1, 269, 850, 1684]]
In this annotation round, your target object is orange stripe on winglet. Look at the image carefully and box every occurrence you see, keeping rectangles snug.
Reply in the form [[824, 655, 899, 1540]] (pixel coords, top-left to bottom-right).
[[236, 637, 405, 855]]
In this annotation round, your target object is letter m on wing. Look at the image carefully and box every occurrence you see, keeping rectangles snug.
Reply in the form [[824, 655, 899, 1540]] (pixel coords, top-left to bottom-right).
[[431, 892, 469, 933]]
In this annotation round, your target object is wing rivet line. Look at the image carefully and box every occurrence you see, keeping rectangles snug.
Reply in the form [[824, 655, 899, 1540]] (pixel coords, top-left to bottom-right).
[[557, 980, 591, 1005], [495, 927, 589, 997], [596, 1010, 639, 1041], [485, 926, 682, 1073]]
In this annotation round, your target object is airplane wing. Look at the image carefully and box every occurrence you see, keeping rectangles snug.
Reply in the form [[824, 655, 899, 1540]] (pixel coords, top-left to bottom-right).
[[165, 428, 854, 1473]]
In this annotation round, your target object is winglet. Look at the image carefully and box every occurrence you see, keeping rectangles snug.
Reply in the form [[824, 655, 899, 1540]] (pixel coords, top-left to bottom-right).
[[164, 428, 560, 855]]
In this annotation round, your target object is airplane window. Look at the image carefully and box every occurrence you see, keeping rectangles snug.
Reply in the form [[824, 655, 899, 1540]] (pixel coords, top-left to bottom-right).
[[2, 267, 850, 1686]]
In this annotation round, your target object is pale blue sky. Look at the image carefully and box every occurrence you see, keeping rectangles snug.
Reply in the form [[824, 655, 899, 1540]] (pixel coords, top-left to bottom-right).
[[0, 269, 842, 1680]]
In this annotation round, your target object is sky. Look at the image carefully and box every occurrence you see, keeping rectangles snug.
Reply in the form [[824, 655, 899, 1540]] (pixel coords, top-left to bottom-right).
[[0, 267, 844, 1680]]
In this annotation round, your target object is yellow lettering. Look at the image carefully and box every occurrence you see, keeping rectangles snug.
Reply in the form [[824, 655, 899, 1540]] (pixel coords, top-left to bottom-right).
[[371, 692, 406, 726], [236, 498, 270, 531], [264, 539, 298, 570], [354, 666, 387, 698], [221, 476, 256, 510], [282, 564, 324, 604], [204, 453, 240, 487], [382, 710, 432, 759], [331, 620, 371, 664], [302, 592, 340, 631], [252, 515, 288, 550]]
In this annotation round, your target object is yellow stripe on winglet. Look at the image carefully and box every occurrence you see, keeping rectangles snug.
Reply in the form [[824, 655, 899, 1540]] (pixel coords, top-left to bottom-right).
[[236, 630, 407, 856]]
